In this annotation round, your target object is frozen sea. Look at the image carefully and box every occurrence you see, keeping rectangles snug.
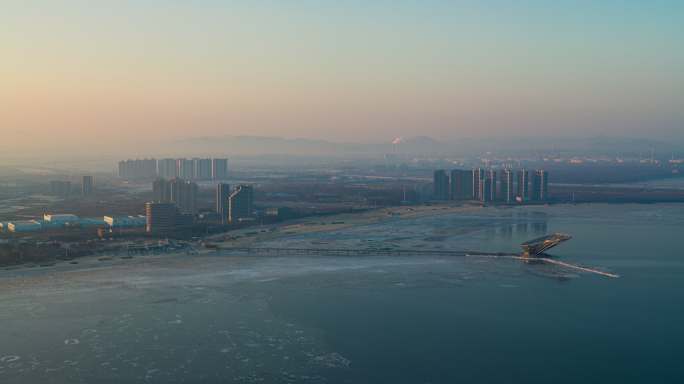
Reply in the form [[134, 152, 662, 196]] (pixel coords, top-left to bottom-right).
[[1, 204, 683, 383]]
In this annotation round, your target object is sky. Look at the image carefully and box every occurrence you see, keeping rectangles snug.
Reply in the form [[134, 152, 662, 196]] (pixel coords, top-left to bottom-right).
[[1, 0, 683, 157]]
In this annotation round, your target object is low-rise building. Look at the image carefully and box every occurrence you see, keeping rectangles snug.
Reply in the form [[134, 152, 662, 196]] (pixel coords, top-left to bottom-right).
[[104, 215, 146, 228], [79, 218, 106, 227], [43, 214, 80, 225], [8, 220, 43, 233], [264, 207, 294, 220]]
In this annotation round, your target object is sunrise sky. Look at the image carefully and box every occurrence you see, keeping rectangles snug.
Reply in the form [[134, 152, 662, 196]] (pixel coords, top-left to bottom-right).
[[1, 1, 683, 156]]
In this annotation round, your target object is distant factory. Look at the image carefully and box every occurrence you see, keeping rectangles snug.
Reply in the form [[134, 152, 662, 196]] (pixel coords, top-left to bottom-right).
[[434, 168, 549, 203]]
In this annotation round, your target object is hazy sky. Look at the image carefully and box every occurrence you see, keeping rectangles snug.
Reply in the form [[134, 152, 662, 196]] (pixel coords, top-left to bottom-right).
[[1, 0, 683, 156]]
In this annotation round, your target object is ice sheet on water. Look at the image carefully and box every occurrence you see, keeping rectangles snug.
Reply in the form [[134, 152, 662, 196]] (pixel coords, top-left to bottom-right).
[[0, 356, 20, 363], [312, 352, 351, 368]]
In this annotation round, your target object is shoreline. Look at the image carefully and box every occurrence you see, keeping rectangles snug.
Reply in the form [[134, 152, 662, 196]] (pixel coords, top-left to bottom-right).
[[0, 203, 484, 271], [2, 200, 682, 272], [204, 203, 486, 249]]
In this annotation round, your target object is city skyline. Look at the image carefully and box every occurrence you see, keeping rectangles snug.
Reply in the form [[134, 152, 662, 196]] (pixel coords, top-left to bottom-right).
[[2, 3, 684, 382], [2, 1, 683, 158]]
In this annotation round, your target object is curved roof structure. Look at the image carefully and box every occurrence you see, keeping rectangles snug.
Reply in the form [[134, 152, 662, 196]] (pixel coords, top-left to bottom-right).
[[521, 233, 572, 256]]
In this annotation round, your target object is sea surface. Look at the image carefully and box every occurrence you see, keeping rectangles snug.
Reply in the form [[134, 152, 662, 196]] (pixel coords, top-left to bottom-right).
[[1, 204, 683, 383]]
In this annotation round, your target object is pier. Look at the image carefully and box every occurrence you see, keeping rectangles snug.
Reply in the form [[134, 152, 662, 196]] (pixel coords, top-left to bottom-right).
[[216, 246, 517, 258], [217, 241, 619, 279]]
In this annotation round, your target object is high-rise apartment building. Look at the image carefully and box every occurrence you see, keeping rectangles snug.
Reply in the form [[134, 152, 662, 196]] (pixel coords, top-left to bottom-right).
[[152, 178, 173, 202], [228, 185, 254, 223], [177, 159, 195, 180], [531, 170, 549, 201], [479, 169, 496, 202], [499, 169, 514, 203], [216, 183, 231, 224], [449, 169, 473, 200], [517, 170, 530, 201], [433, 170, 450, 200], [50, 181, 72, 197], [158, 158, 178, 179], [170, 179, 198, 214], [119, 157, 228, 180], [212, 158, 229, 180], [82, 176, 94, 196], [194, 158, 212, 180], [118, 159, 157, 179], [472, 168, 485, 201]]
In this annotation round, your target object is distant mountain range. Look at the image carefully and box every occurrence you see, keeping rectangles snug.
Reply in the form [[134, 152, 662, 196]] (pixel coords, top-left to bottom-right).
[[174, 135, 451, 157], [2, 135, 682, 172], [171, 135, 683, 158]]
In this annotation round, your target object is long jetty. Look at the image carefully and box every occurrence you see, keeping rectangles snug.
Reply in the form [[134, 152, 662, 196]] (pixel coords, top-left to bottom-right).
[[216, 246, 618, 278], [217, 247, 517, 258]]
